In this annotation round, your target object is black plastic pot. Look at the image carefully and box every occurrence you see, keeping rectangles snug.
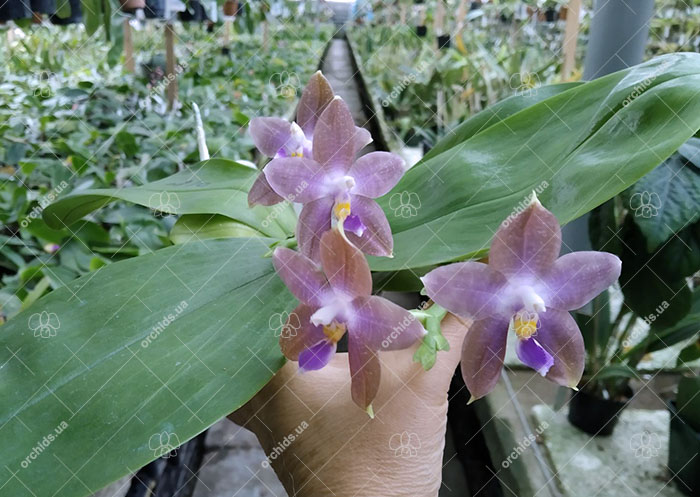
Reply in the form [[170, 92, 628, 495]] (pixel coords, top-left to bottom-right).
[[668, 401, 700, 496], [568, 387, 632, 436], [545, 8, 557, 22], [31, 0, 55, 14], [144, 0, 165, 19], [178, 0, 209, 22], [416, 25, 427, 37], [0, 0, 31, 21], [437, 34, 451, 50]]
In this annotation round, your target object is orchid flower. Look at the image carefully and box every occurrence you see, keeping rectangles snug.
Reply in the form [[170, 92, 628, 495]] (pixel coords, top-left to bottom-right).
[[248, 71, 372, 207], [421, 194, 621, 401], [264, 96, 406, 260], [273, 229, 426, 412]]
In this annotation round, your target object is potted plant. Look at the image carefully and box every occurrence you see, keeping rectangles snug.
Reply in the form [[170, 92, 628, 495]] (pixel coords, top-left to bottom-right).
[[569, 139, 700, 436], [669, 374, 700, 495]]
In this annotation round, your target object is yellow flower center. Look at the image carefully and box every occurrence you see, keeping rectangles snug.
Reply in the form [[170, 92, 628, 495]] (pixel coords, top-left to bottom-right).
[[334, 200, 351, 222], [513, 310, 539, 339], [323, 321, 346, 343], [290, 151, 303, 157]]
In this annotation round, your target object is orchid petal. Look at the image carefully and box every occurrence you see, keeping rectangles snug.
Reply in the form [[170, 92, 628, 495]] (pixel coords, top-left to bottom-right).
[[264, 157, 330, 202], [353, 126, 373, 154], [297, 71, 334, 137], [349, 296, 425, 351], [536, 309, 584, 389], [279, 304, 326, 361], [542, 252, 621, 311], [422, 262, 507, 320], [248, 172, 283, 207], [299, 340, 337, 372], [461, 316, 509, 401], [349, 152, 406, 198], [490, 198, 561, 277], [249, 117, 292, 157], [297, 196, 334, 260], [348, 334, 381, 410], [516, 337, 554, 376], [313, 98, 356, 174], [344, 195, 393, 257], [272, 247, 328, 306], [319, 229, 372, 298]]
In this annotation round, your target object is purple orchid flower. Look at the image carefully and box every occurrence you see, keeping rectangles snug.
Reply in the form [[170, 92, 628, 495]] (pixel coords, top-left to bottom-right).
[[273, 228, 426, 411], [264, 96, 406, 260], [421, 194, 621, 401], [248, 71, 372, 207]]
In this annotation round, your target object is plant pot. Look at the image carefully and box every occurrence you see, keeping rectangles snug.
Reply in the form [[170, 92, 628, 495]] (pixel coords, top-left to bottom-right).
[[0, 0, 31, 21], [668, 401, 700, 496], [559, 5, 568, 21], [119, 0, 145, 12], [437, 34, 451, 50], [567, 387, 632, 436], [144, 0, 165, 19], [223, 0, 237, 17], [545, 8, 557, 22], [416, 25, 427, 37]]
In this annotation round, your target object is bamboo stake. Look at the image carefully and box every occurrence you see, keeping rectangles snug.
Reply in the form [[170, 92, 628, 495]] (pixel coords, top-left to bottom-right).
[[123, 18, 135, 73], [165, 23, 178, 110], [224, 19, 231, 46], [561, 0, 581, 80]]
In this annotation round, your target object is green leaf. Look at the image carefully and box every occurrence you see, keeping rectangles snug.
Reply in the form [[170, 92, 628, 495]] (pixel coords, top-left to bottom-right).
[[591, 363, 640, 382], [677, 341, 700, 368], [170, 214, 264, 244], [0, 238, 290, 497], [81, 0, 101, 36], [43, 159, 296, 239], [677, 376, 700, 432], [619, 217, 693, 328], [56, 0, 72, 18], [422, 82, 583, 162], [372, 54, 700, 270], [620, 140, 700, 251]]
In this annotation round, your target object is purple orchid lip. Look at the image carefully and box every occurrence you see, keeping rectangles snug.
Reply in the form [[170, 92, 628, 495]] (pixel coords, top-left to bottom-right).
[[272, 228, 426, 411], [263, 96, 405, 260], [422, 193, 621, 402]]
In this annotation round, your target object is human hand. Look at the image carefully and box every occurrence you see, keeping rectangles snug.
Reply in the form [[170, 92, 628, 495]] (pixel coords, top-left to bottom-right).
[[229, 313, 471, 497]]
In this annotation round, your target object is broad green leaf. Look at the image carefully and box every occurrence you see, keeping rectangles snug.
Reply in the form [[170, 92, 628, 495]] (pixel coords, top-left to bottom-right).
[[43, 159, 296, 239], [590, 363, 639, 382], [677, 376, 700, 432], [0, 238, 290, 497], [422, 82, 583, 162], [621, 140, 700, 251], [81, 0, 101, 36], [372, 54, 700, 270], [170, 214, 264, 244]]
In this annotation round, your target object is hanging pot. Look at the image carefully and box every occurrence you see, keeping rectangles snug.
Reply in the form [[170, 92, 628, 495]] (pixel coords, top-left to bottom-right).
[[567, 386, 632, 436], [178, 0, 208, 22], [415, 25, 427, 37], [545, 8, 557, 22], [119, 0, 146, 12], [223, 0, 238, 17], [559, 5, 568, 21]]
